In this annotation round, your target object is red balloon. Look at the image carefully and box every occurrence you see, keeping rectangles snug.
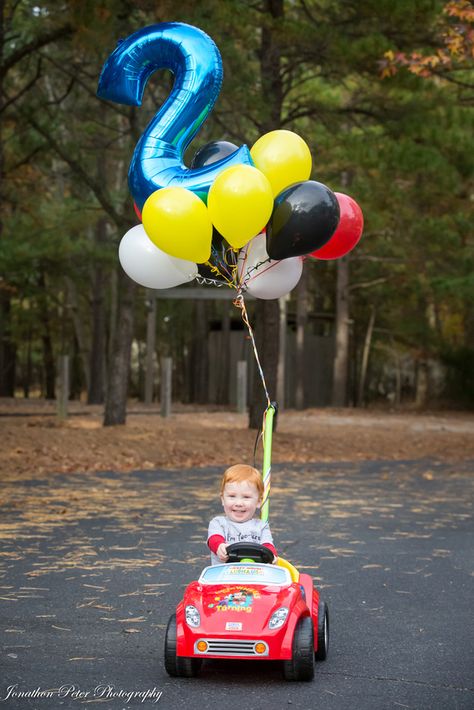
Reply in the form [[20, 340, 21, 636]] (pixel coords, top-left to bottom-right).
[[133, 201, 142, 221], [310, 192, 363, 260]]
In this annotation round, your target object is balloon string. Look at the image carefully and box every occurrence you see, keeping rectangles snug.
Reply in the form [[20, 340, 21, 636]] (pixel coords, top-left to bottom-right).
[[212, 252, 233, 280], [244, 258, 276, 283], [203, 260, 235, 288], [260, 405, 271, 521], [195, 274, 230, 288], [234, 234, 271, 292], [233, 292, 271, 409], [236, 247, 248, 291], [222, 246, 240, 286]]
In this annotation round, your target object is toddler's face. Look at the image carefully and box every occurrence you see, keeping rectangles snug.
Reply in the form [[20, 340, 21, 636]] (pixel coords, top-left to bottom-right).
[[221, 480, 261, 523]]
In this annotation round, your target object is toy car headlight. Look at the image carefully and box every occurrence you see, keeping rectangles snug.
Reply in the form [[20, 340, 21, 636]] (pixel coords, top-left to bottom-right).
[[185, 605, 201, 628], [268, 607, 289, 630]]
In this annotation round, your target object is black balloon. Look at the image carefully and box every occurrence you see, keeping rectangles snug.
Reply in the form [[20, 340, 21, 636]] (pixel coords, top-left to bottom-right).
[[266, 180, 340, 260], [191, 140, 240, 169], [197, 228, 229, 279], [197, 261, 217, 279]]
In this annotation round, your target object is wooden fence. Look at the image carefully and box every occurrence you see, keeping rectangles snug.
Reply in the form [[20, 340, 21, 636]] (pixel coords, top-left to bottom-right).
[[207, 330, 334, 408]]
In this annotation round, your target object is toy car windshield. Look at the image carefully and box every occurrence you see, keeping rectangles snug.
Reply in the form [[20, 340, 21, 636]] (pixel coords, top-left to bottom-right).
[[199, 564, 291, 586]]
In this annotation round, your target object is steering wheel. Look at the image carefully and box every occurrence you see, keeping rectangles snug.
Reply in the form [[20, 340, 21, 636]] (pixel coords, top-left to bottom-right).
[[226, 542, 274, 564]]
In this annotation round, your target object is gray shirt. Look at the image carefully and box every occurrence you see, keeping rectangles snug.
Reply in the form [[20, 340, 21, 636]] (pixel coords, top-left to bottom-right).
[[207, 515, 274, 565]]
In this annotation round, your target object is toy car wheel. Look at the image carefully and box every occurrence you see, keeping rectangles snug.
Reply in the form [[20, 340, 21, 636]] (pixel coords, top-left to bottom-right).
[[315, 600, 329, 661], [283, 615, 315, 681], [164, 613, 202, 677]]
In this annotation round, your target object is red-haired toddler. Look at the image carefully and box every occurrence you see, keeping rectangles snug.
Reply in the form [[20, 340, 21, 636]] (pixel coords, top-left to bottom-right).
[[207, 464, 278, 565]]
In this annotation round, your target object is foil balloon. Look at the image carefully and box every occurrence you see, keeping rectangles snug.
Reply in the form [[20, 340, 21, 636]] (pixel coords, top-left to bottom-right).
[[118, 225, 198, 289], [97, 23, 253, 209], [133, 201, 142, 221], [238, 233, 303, 300]]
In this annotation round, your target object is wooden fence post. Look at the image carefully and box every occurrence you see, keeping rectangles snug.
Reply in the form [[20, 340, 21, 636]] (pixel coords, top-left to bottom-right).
[[144, 292, 156, 404], [160, 356, 172, 418], [236, 360, 247, 414], [57, 355, 69, 420], [277, 294, 288, 408]]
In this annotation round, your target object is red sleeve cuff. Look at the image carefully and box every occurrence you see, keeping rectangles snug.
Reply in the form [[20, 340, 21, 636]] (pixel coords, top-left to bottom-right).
[[208, 534, 226, 554], [263, 542, 277, 556]]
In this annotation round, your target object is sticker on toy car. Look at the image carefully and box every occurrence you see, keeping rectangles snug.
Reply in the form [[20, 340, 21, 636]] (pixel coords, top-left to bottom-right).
[[225, 621, 243, 631], [227, 565, 265, 576], [208, 587, 261, 613]]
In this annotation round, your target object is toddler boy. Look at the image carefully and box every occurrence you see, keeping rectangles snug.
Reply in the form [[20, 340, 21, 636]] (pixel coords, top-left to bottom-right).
[[207, 464, 277, 565]]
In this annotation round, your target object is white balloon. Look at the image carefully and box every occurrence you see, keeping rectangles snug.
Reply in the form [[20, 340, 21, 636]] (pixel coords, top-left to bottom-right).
[[119, 225, 198, 289], [237, 233, 303, 299]]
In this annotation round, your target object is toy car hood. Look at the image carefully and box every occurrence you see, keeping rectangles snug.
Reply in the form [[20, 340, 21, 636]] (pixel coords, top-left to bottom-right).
[[182, 564, 303, 635]]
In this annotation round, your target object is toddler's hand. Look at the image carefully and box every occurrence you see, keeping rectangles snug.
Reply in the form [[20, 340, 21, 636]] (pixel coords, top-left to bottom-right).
[[217, 543, 229, 562]]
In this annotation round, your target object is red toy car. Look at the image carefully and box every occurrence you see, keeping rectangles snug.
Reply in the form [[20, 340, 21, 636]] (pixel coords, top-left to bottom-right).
[[164, 542, 329, 681]]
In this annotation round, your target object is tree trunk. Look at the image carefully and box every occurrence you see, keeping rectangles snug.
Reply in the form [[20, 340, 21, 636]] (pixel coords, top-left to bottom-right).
[[248, 299, 280, 429], [217, 305, 231, 405], [41, 328, 55, 400], [88, 147, 110, 405], [463, 296, 474, 349], [261, 0, 284, 127], [0, 9, 15, 397], [103, 267, 135, 426], [70, 334, 83, 400], [23, 326, 32, 399], [37, 271, 55, 400], [0, 9, 74, 397], [357, 305, 375, 407], [88, 217, 108, 404], [66, 276, 90, 394], [415, 358, 428, 408], [391, 336, 401, 407], [0, 293, 16, 396], [295, 268, 308, 409], [144, 291, 156, 404], [189, 300, 209, 404], [276, 295, 288, 407], [248, 0, 284, 429], [332, 255, 350, 407]]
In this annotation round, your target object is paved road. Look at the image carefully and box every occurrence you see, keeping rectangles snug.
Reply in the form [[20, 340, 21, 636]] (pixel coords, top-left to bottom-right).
[[1, 460, 473, 710]]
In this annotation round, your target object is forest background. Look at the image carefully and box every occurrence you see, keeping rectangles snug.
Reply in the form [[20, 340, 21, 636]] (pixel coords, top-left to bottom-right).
[[1, 0, 473, 431]]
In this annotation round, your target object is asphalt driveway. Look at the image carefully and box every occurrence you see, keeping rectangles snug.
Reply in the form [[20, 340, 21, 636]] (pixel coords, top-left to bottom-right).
[[1, 460, 473, 709]]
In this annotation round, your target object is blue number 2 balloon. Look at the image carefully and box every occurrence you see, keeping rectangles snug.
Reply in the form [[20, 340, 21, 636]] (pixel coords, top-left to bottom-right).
[[97, 22, 253, 210]]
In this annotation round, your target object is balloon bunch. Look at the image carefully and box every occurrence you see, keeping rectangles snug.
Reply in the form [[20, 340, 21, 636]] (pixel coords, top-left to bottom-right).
[[97, 22, 364, 299]]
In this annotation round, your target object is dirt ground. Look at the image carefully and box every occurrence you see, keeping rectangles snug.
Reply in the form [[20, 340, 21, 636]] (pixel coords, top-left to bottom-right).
[[1, 398, 473, 481]]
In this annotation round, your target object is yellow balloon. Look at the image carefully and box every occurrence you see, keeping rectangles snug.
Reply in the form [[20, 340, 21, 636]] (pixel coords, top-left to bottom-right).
[[207, 165, 274, 249], [142, 187, 212, 263], [250, 130, 312, 197]]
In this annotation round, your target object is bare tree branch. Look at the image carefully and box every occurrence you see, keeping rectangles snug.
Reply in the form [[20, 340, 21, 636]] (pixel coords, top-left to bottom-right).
[[19, 109, 132, 230], [349, 276, 392, 292], [9, 145, 46, 172], [1, 58, 43, 115], [41, 53, 132, 118], [1, 23, 73, 79], [351, 255, 406, 264]]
